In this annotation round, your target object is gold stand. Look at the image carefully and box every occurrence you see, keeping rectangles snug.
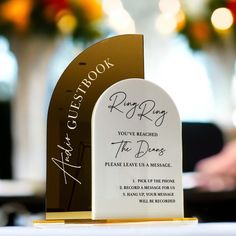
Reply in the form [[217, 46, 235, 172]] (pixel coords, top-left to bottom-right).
[[34, 217, 198, 226]]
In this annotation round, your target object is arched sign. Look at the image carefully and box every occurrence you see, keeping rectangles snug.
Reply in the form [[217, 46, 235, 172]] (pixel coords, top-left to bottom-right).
[[46, 35, 144, 220], [92, 79, 183, 219]]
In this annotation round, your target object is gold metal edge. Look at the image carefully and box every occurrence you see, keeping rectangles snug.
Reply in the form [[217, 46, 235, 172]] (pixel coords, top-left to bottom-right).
[[34, 217, 198, 225], [46, 211, 92, 220], [106, 217, 198, 223]]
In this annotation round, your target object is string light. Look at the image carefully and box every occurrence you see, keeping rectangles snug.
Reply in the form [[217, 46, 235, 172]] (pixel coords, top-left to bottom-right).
[[211, 7, 233, 31]]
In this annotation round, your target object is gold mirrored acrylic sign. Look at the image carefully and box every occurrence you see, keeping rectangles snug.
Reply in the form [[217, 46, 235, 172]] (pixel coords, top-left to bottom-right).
[[46, 34, 144, 220]]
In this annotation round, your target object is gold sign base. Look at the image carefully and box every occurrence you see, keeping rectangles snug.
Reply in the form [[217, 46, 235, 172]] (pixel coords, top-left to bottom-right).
[[46, 211, 91, 220], [34, 217, 198, 226]]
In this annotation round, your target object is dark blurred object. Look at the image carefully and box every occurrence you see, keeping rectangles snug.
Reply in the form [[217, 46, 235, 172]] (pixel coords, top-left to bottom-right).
[[184, 189, 236, 222], [0, 101, 12, 179], [182, 122, 224, 172], [0, 195, 45, 226], [182, 122, 236, 222]]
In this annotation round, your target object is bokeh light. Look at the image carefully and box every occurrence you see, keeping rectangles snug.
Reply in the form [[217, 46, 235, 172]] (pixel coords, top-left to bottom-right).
[[211, 7, 233, 31], [102, 0, 135, 34], [155, 14, 176, 34], [57, 11, 78, 35], [175, 10, 186, 31], [159, 0, 180, 15]]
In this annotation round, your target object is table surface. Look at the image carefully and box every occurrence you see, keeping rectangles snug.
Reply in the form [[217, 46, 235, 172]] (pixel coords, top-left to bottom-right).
[[1, 222, 236, 236]]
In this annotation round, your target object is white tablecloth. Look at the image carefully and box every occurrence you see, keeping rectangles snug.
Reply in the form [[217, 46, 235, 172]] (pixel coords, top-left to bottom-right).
[[1, 223, 236, 236]]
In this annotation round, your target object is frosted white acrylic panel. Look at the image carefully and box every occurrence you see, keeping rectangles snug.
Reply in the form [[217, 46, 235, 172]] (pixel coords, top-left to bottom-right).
[[92, 79, 183, 219]]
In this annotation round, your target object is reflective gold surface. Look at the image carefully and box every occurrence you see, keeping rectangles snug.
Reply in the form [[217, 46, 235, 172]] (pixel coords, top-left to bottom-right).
[[34, 217, 198, 225], [46, 34, 144, 217]]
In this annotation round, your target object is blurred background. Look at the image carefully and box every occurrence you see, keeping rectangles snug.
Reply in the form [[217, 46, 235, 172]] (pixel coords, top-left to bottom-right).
[[1, 0, 236, 226]]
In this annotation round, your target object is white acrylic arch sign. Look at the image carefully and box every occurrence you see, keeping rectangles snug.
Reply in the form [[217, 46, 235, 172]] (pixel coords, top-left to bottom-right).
[[92, 79, 183, 220]]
